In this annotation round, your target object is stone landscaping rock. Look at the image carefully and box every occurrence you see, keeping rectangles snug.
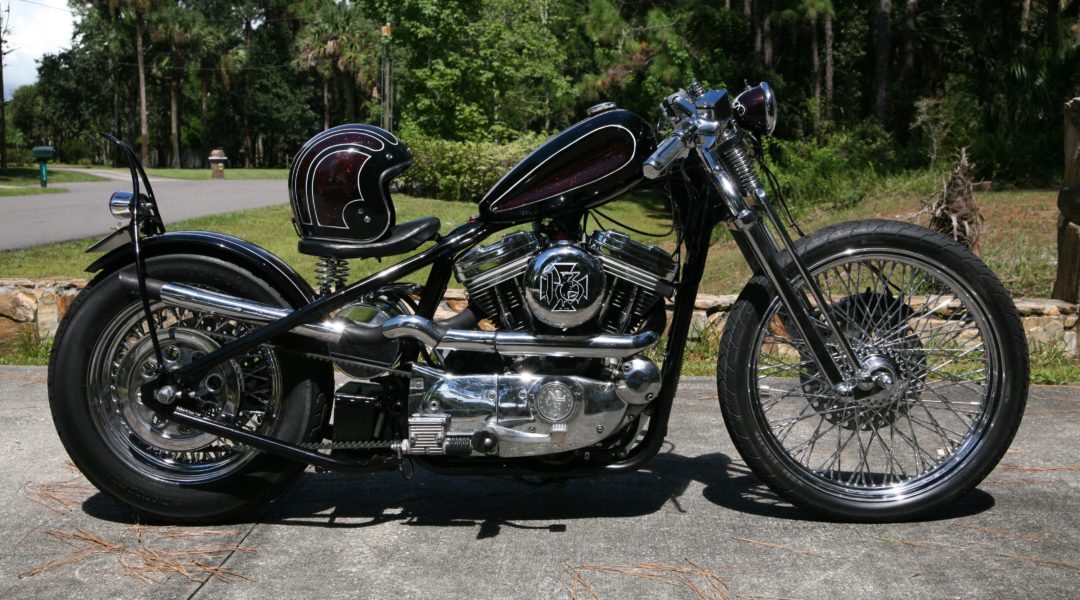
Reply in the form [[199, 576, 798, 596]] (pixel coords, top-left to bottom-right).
[[0, 289, 37, 322], [0, 278, 1075, 358]]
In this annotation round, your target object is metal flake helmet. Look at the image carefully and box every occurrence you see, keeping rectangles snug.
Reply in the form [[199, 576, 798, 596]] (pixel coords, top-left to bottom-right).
[[289, 124, 412, 243]]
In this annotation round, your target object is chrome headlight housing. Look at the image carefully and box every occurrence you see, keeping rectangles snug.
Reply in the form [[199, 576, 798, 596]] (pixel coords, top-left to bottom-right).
[[109, 191, 135, 219], [732, 81, 777, 137]]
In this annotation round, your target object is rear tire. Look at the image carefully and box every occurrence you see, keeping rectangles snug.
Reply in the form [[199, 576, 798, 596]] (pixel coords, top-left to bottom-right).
[[717, 220, 1028, 521], [49, 255, 330, 523]]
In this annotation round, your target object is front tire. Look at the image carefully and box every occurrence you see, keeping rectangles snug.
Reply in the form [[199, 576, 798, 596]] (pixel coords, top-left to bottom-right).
[[717, 220, 1028, 521], [49, 255, 329, 523]]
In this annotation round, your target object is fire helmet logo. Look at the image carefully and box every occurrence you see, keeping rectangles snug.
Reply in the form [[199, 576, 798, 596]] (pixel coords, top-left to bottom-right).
[[539, 263, 589, 312]]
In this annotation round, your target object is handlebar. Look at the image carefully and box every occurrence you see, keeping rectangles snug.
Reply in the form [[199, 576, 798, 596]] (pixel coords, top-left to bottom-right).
[[642, 131, 688, 180]]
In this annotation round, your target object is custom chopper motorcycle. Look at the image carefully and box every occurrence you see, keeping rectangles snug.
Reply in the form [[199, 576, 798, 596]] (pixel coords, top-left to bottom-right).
[[49, 82, 1028, 523]]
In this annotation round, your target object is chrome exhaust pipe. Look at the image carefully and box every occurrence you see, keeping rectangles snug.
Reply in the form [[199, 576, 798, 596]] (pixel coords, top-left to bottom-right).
[[383, 315, 658, 358], [121, 274, 659, 358], [118, 272, 346, 344]]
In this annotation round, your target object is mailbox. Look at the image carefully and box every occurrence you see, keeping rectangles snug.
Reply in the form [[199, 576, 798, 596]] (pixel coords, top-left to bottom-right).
[[32, 146, 56, 188], [32, 146, 56, 160]]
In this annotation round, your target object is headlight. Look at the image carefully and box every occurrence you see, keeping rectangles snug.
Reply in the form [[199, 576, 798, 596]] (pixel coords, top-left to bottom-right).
[[732, 81, 777, 137], [109, 191, 134, 219]]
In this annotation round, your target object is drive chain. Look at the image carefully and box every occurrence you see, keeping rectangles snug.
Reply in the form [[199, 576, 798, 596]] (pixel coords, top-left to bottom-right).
[[181, 329, 408, 450]]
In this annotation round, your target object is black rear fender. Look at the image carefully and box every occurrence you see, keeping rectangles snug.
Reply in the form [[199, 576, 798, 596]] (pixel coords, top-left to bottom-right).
[[86, 230, 315, 309]]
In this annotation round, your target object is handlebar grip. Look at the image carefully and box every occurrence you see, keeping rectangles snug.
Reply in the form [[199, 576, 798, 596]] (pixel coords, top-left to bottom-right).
[[642, 133, 687, 179]]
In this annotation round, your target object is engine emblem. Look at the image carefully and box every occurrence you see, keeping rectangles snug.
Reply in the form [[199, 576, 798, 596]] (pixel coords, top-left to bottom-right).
[[524, 243, 606, 329], [540, 263, 590, 311]]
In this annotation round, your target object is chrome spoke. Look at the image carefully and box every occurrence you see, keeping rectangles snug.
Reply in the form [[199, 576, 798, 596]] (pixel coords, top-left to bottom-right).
[[749, 249, 999, 500], [87, 301, 283, 484]]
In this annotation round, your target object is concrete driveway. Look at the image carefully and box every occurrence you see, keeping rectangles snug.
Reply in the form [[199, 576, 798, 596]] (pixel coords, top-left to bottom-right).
[[0, 177, 288, 251], [1, 367, 1077, 599]]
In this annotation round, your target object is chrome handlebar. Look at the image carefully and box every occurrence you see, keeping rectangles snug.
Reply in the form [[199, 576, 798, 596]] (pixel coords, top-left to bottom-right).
[[642, 131, 689, 179], [642, 89, 726, 181]]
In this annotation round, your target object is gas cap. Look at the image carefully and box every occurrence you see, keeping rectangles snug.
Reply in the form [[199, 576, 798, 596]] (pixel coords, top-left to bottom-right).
[[586, 102, 617, 116]]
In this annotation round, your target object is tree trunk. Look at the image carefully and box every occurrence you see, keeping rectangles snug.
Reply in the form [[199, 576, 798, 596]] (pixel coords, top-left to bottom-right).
[[200, 81, 209, 168], [242, 19, 254, 168], [750, 0, 774, 68], [752, 0, 762, 62], [340, 70, 356, 121], [1020, 0, 1031, 39], [1052, 98, 1080, 303], [322, 79, 330, 130], [873, 0, 892, 125], [895, 0, 918, 138], [136, 15, 150, 165], [1047, 0, 1061, 51], [811, 14, 821, 141], [113, 61, 121, 166], [824, 12, 834, 121], [0, 6, 6, 171], [762, 0, 773, 68], [170, 80, 180, 168], [744, 0, 751, 18]]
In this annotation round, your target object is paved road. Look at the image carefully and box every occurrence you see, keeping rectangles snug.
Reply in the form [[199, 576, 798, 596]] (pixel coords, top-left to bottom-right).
[[0, 177, 288, 251], [1, 367, 1077, 599]]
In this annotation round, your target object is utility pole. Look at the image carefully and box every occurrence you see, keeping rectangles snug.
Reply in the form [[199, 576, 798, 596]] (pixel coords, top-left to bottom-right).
[[0, 3, 8, 171], [380, 21, 393, 132]]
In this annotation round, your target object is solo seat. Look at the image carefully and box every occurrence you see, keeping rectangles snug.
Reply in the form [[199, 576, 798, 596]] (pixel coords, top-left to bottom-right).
[[297, 217, 441, 259]]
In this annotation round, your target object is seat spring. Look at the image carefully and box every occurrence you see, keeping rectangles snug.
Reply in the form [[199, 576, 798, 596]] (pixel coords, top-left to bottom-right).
[[315, 257, 350, 295]]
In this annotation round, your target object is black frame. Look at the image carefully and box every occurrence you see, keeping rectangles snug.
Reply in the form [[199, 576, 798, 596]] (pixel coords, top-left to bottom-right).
[[97, 132, 799, 478]]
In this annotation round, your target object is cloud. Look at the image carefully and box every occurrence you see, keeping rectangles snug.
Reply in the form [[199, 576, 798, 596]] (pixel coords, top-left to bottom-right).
[[4, 0, 77, 100]]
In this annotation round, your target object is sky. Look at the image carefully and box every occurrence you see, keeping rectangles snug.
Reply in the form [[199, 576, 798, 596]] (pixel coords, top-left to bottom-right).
[[4, 0, 76, 101]]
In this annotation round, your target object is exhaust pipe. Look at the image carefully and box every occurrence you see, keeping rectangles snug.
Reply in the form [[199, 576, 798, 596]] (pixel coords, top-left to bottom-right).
[[118, 271, 350, 344], [120, 273, 658, 359], [381, 316, 658, 358]]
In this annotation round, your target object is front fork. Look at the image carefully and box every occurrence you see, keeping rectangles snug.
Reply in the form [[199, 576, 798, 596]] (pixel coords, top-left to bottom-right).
[[698, 148, 868, 393]]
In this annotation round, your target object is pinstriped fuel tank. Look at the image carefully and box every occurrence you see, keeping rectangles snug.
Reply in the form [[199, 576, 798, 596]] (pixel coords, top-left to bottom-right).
[[478, 108, 656, 225]]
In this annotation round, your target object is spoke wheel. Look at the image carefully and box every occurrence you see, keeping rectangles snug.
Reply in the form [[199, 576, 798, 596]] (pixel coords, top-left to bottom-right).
[[717, 221, 1027, 521], [88, 302, 282, 484], [49, 255, 328, 523]]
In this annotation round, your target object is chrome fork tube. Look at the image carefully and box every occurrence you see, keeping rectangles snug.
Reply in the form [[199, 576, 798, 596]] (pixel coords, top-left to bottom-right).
[[755, 186, 863, 373], [698, 148, 856, 387]]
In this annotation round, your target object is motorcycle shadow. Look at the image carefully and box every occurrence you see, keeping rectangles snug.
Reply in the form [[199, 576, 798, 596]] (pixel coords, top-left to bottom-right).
[[80, 448, 994, 531]]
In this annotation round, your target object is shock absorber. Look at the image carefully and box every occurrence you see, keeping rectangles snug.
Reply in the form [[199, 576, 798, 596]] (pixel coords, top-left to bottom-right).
[[315, 257, 350, 295], [717, 127, 765, 203]]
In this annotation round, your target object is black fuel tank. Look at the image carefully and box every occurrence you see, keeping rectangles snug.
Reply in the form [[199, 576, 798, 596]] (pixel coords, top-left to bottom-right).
[[479, 108, 656, 224]]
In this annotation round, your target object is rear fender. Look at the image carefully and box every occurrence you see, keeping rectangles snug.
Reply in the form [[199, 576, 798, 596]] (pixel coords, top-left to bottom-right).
[[86, 231, 315, 309]]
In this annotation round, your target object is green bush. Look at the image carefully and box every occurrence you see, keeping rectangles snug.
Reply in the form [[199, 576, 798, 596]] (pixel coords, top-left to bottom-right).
[[399, 133, 547, 202], [764, 122, 895, 212]]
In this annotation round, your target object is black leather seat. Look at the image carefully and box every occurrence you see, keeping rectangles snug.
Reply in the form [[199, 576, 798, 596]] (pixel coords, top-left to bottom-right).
[[297, 217, 441, 258]]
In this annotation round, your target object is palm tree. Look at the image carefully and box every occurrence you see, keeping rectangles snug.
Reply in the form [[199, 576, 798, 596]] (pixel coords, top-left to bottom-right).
[[154, 6, 209, 167], [295, 1, 378, 126], [86, 0, 162, 165], [295, 2, 337, 130]]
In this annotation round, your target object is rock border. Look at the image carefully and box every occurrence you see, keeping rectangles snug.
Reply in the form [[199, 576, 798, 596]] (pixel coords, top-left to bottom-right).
[[3, 279, 1076, 358]]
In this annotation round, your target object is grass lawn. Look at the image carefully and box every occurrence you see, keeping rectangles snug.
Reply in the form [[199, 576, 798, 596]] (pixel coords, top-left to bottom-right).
[[0, 187, 1062, 296], [63, 165, 290, 180], [0, 185, 1075, 381], [0, 166, 107, 196], [145, 167, 289, 180]]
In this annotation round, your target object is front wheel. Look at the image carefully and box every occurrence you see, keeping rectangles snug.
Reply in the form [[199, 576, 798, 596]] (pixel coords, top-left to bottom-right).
[[49, 255, 330, 523], [717, 220, 1028, 521]]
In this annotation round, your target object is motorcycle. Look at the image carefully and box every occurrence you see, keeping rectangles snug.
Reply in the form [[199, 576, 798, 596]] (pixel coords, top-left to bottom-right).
[[48, 81, 1028, 523]]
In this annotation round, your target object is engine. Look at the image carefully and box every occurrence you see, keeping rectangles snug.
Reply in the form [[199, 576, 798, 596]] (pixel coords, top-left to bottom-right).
[[454, 230, 677, 334], [385, 230, 675, 460]]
